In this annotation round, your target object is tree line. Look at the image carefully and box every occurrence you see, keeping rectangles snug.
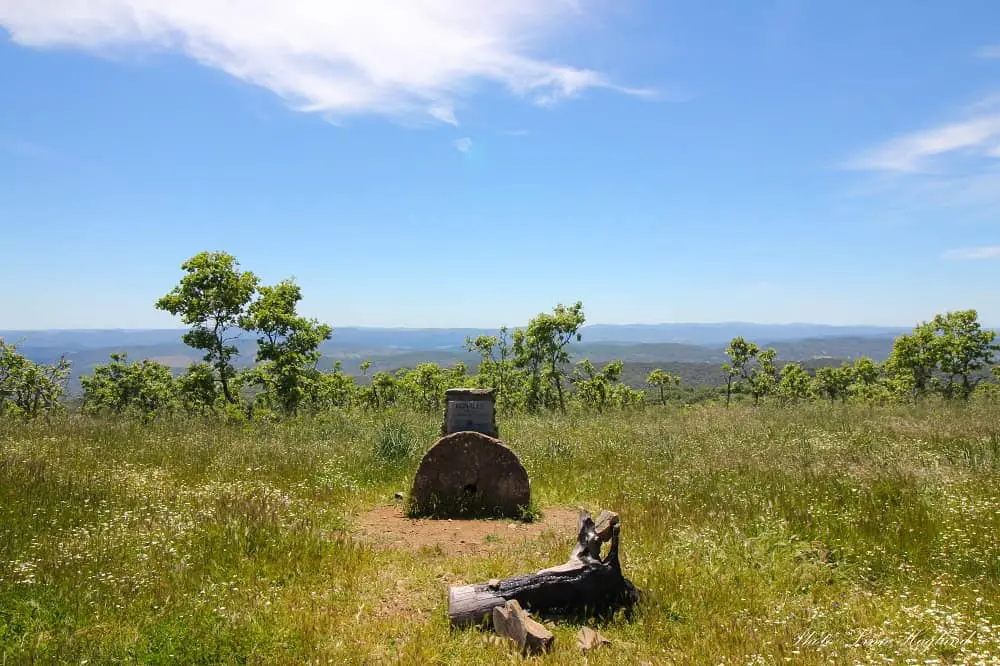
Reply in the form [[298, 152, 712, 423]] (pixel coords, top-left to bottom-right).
[[2, 251, 998, 420], [721, 309, 1000, 406]]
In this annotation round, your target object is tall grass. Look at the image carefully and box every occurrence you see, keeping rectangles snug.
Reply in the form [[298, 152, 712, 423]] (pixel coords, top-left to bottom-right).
[[2, 404, 999, 664]]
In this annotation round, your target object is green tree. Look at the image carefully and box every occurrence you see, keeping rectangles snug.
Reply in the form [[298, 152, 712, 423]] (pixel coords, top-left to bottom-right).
[[513, 302, 585, 413], [930, 309, 998, 399], [315, 361, 357, 409], [611, 382, 647, 409], [884, 324, 938, 401], [0, 339, 71, 419], [849, 357, 886, 404], [240, 279, 332, 415], [466, 327, 518, 412], [155, 251, 259, 405], [777, 362, 813, 404], [723, 337, 758, 406], [176, 362, 220, 414], [80, 353, 176, 419], [746, 348, 778, 405], [572, 359, 624, 413], [400, 362, 447, 412], [364, 370, 398, 409], [646, 368, 680, 405], [814, 363, 853, 403]]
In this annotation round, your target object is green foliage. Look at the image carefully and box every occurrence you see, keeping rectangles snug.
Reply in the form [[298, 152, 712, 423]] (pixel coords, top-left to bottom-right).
[[362, 370, 397, 409], [175, 362, 221, 414], [572, 359, 622, 412], [0, 339, 71, 419], [465, 327, 521, 412], [313, 362, 357, 409], [646, 368, 680, 405], [240, 279, 333, 415], [747, 347, 778, 405], [930, 309, 998, 399], [372, 421, 417, 463], [36, 251, 1000, 420], [849, 357, 889, 404], [972, 382, 1000, 403], [80, 353, 176, 420], [777, 361, 813, 404], [155, 251, 259, 405], [884, 323, 938, 400], [721, 339, 777, 405], [884, 309, 998, 401], [722, 336, 758, 406], [814, 363, 854, 403], [513, 301, 585, 413]]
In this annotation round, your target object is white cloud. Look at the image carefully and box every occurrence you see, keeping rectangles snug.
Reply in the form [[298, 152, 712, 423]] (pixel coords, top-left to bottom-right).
[[843, 95, 1000, 218], [428, 103, 458, 127], [845, 114, 1000, 173], [453, 137, 472, 153], [0, 0, 644, 124], [944, 246, 1000, 260], [976, 45, 1000, 59]]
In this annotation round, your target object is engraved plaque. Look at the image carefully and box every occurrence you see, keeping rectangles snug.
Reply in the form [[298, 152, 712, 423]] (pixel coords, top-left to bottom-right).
[[442, 388, 497, 438]]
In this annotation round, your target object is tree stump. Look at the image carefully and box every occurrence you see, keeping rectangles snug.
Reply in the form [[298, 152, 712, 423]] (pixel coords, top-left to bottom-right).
[[408, 431, 530, 519], [448, 510, 639, 627]]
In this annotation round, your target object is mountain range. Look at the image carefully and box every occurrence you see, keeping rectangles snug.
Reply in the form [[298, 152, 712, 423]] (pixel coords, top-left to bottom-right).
[[2, 323, 910, 391]]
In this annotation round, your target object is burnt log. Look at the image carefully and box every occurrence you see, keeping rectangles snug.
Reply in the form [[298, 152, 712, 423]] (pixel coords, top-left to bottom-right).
[[447, 510, 639, 627]]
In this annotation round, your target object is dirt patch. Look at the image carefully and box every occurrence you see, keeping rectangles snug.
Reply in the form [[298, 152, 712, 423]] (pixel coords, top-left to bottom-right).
[[354, 505, 580, 557]]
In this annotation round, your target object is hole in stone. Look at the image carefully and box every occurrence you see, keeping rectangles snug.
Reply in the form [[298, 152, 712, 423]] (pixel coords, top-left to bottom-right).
[[463, 483, 478, 495]]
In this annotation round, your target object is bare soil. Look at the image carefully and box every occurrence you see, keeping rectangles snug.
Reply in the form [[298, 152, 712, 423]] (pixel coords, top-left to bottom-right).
[[354, 505, 580, 557]]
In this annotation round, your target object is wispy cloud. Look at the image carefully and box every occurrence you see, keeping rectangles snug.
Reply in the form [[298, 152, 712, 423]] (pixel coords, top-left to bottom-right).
[[0, 0, 649, 125], [453, 137, 472, 153], [976, 45, 1000, 59], [843, 93, 1000, 218], [944, 246, 1000, 260], [845, 114, 1000, 173], [428, 104, 458, 127], [503, 129, 530, 136]]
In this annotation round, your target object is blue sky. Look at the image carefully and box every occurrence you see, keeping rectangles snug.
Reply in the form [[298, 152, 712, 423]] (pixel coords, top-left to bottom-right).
[[1, 0, 999, 329]]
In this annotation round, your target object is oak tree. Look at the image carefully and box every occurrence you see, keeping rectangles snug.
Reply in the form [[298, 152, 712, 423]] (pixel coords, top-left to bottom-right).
[[155, 251, 259, 405]]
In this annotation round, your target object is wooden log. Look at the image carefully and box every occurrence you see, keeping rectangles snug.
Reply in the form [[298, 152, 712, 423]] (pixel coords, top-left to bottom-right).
[[448, 510, 639, 628], [492, 600, 554, 655]]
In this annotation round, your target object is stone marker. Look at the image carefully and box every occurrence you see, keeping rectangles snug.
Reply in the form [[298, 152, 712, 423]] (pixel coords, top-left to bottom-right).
[[409, 431, 530, 518], [442, 388, 497, 438]]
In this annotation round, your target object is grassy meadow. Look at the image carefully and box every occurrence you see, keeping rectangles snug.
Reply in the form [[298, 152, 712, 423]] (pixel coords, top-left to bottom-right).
[[2, 404, 999, 664]]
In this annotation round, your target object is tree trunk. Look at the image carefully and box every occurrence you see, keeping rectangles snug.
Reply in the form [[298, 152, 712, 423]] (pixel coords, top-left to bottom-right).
[[554, 369, 566, 414], [447, 510, 638, 628]]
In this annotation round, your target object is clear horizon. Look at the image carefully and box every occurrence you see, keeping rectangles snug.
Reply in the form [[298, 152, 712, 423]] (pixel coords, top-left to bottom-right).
[[0, 320, 977, 334], [2, 1, 999, 329]]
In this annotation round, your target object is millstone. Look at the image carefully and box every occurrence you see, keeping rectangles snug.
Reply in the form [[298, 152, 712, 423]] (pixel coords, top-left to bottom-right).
[[409, 431, 530, 519]]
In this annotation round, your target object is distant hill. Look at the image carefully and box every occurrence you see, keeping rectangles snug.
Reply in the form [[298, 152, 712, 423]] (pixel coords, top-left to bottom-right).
[[2, 322, 909, 352], [579, 323, 908, 345], [2, 323, 912, 392]]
